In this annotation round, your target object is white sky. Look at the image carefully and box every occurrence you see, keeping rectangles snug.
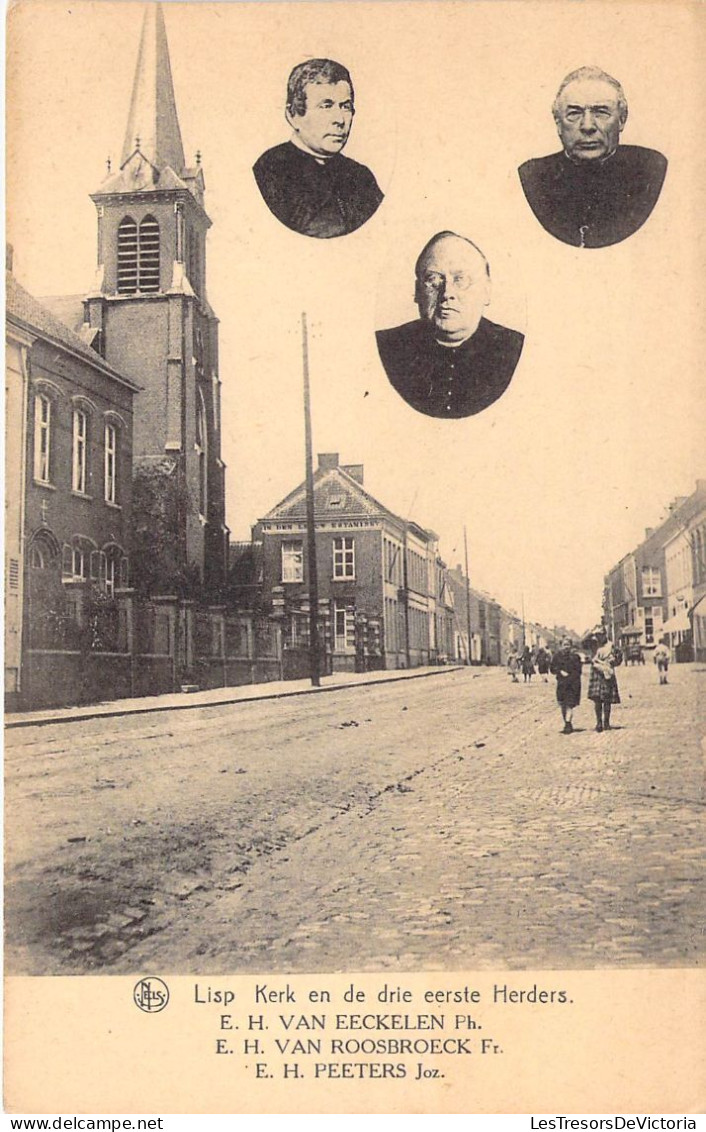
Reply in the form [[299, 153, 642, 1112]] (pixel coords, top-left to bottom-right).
[[7, 0, 706, 634]]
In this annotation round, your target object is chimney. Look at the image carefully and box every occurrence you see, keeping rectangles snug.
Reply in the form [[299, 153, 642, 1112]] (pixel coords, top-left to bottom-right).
[[317, 453, 339, 472], [645, 528, 654, 540], [6, 244, 13, 273], [342, 463, 364, 485]]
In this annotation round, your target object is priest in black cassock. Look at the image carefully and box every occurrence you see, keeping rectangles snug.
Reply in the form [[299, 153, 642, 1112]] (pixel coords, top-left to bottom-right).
[[518, 66, 667, 249], [253, 58, 383, 239], [376, 232, 525, 420]]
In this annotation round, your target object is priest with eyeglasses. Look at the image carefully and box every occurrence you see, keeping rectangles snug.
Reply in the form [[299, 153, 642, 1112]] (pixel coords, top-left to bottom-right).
[[376, 231, 524, 419]]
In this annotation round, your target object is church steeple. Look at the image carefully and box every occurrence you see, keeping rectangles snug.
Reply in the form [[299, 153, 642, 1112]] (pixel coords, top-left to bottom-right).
[[83, 3, 227, 596], [120, 3, 185, 176]]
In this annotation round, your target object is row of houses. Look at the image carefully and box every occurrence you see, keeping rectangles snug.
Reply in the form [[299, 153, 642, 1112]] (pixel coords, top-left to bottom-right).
[[230, 452, 564, 679], [602, 481, 706, 662]]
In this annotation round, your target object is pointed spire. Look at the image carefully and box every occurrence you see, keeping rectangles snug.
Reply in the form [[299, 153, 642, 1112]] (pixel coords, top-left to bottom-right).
[[120, 3, 185, 175]]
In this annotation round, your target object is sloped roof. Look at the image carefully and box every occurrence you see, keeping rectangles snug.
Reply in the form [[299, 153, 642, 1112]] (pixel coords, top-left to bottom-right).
[[93, 159, 196, 200], [261, 465, 402, 526], [39, 294, 85, 335], [6, 273, 141, 393]]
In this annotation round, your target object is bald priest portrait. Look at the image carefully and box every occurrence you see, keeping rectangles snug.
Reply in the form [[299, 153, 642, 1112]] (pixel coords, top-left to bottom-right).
[[253, 58, 383, 239], [518, 66, 667, 249], [376, 232, 524, 420]]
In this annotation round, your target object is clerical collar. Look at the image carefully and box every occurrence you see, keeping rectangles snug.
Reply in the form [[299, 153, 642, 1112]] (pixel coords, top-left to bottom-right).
[[434, 336, 469, 348], [563, 146, 619, 168], [290, 133, 334, 164]]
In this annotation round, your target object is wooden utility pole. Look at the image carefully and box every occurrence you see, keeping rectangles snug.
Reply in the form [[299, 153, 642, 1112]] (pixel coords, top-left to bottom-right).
[[302, 313, 321, 686], [463, 525, 472, 665]]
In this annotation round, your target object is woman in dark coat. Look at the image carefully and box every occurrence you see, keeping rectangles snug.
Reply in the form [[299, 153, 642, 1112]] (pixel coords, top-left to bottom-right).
[[520, 645, 535, 682], [535, 646, 550, 682], [550, 636, 582, 733], [588, 628, 622, 731]]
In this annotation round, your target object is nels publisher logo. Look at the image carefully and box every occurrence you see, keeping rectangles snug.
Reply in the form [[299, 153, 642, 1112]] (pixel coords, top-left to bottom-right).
[[133, 976, 170, 1013]]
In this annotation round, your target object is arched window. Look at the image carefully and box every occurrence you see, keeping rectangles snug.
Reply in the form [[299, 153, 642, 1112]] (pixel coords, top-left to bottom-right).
[[33, 393, 52, 483], [61, 537, 97, 583], [117, 214, 160, 294], [117, 216, 138, 293], [104, 421, 118, 504], [195, 390, 208, 518], [103, 543, 129, 597], [72, 407, 88, 494], [30, 532, 58, 571], [138, 215, 160, 292]]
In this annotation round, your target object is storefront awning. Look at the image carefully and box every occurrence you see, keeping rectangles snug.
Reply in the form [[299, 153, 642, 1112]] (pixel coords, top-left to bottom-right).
[[691, 593, 706, 617], [620, 625, 643, 637], [661, 610, 691, 634]]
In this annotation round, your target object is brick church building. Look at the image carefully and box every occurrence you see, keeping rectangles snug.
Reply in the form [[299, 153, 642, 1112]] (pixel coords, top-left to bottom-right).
[[7, 5, 234, 709], [48, 3, 228, 597]]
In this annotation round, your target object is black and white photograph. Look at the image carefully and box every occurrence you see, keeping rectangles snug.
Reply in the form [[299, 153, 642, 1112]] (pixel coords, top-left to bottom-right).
[[253, 57, 384, 238], [4, 0, 705, 1117], [518, 65, 669, 249], [376, 230, 525, 417]]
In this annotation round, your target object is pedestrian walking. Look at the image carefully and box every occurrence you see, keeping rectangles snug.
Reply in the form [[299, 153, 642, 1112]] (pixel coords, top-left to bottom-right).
[[521, 645, 535, 683], [535, 646, 550, 682], [550, 636, 582, 733], [507, 645, 520, 682], [588, 628, 622, 731], [653, 639, 670, 684]]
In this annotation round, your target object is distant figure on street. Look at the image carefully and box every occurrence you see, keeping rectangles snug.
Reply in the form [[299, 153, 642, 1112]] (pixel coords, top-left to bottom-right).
[[253, 58, 383, 238], [507, 646, 520, 683], [535, 646, 550, 682], [521, 645, 535, 683], [588, 628, 622, 731], [653, 639, 670, 684], [550, 636, 582, 733]]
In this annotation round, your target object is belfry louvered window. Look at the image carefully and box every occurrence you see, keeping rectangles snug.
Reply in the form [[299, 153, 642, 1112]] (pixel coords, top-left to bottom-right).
[[138, 216, 160, 291], [117, 217, 138, 293], [117, 214, 160, 294]]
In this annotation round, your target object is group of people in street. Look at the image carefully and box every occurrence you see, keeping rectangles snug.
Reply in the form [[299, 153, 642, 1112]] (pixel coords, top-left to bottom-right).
[[507, 628, 672, 733], [508, 628, 676, 734], [506, 644, 552, 683], [550, 630, 622, 734], [508, 629, 623, 734]]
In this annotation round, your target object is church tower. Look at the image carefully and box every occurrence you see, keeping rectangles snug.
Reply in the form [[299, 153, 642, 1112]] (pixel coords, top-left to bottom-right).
[[84, 3, 228, 596]]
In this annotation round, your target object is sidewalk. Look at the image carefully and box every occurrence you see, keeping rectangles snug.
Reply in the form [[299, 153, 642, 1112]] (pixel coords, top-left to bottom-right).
[[5, 663, 468, 729]]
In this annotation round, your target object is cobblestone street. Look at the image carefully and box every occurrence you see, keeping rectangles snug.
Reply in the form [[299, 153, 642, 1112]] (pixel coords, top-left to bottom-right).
[[5, 663, 704, 974]]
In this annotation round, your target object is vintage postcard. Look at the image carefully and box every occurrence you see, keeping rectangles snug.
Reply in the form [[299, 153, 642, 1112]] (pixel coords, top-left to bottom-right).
[[4, 0, 705, 1116]]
